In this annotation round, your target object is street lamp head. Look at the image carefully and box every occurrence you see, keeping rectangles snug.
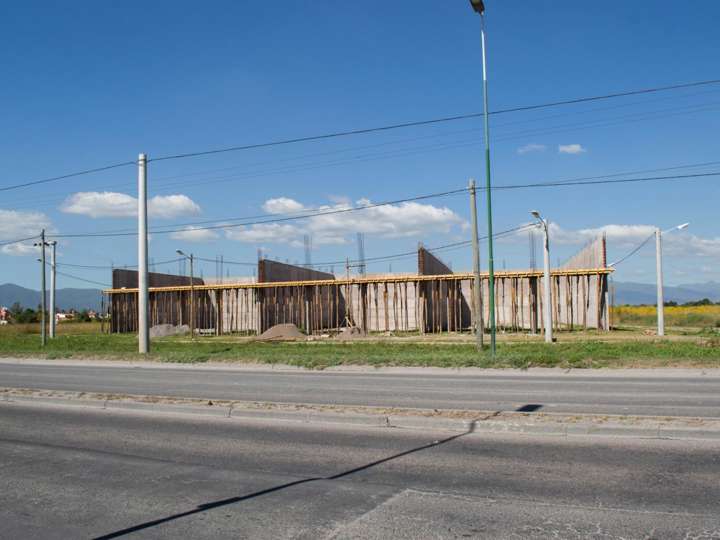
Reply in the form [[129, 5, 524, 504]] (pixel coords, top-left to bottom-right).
[[469, 0, 485, 14], [176, 249, 185, 257], [677, 222, 690, 230], [530, 210, 541, 219]]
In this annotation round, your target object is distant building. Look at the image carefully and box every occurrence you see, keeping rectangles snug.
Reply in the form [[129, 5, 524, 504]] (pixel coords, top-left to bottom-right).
[[56, 312, 74, 323]]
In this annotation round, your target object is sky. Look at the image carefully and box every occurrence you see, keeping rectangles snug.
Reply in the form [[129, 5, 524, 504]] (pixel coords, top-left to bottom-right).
[[1, 0, 719, 290]]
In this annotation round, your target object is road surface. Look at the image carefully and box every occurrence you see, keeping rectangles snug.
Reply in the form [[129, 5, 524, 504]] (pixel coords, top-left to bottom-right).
[[1, 401, 719, 539], [1, 360, 719, 417]]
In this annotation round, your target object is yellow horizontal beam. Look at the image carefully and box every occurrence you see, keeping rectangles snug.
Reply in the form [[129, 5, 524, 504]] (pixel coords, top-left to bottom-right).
[[104, 268, 612, 294]]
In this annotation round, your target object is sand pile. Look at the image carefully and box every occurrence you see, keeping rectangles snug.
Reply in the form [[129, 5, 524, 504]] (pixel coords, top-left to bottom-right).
[[256, 323, 306, 342]]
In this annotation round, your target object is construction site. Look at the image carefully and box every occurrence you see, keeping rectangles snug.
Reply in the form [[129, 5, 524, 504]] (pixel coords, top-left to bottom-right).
[[107, 235, 611, 337]]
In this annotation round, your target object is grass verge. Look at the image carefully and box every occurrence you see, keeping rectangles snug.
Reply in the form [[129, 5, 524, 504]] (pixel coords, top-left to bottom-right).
[[0, 333, 718, 369]]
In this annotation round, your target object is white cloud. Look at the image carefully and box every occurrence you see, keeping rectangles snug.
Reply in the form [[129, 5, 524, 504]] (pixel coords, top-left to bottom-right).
[[0, 210, 53, 256], [60, 192, 201, 219], [224, 197, 464, 246], [262, 197, 305, 215], [517, 143, 547, 155], [149, 195, 201, 219], [558, 144, 587, 154], [523, 222, 720, 259], [169, 226, 220, 243]]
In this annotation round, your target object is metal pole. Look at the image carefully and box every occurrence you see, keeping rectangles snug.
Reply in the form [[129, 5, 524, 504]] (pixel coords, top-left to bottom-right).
[[40, 229, 47, 347], [190, 254, 195, 340], [541, 221, 553, 343], [480, 13, 496, 356], [49, 241, 57, 338], [469, 179, 483, 349], [138, 153, 149, 353], [655, 228, 664, 336]]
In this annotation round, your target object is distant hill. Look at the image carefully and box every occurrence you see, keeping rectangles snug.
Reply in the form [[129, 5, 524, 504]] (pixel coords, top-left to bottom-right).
[[613, 281, 720, 305], [0, 283, 103, 311]]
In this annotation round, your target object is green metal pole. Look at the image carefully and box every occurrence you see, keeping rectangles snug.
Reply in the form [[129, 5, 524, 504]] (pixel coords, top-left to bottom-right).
[[480, 13, 496, 356]]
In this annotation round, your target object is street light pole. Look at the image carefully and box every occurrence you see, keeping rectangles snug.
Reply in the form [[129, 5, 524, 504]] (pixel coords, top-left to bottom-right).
[[531, 211, 553, 343], [655, 222, 689, 337], [469, 0, 497, 356], [49, 241, 57, 338]]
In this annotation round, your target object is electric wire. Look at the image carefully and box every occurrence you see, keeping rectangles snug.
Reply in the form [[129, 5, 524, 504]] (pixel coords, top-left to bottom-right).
[[149, 79, 720, 162], [3, 78, 719, 194], [607, 233, 656, 267]]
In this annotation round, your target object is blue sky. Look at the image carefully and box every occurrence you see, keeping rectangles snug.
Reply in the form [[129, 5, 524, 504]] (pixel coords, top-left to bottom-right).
[[1, 0, 719, 290]]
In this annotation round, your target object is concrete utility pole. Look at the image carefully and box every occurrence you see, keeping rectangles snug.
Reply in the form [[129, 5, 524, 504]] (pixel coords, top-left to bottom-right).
[[49, 241, 57, 338], [655, 228, 665, 337], [469, 179, 483, 349], [469, 0, 497, 356], [38, 230, 47, 347], [138, 153, 149, 353], [531, 211, 553, 343]]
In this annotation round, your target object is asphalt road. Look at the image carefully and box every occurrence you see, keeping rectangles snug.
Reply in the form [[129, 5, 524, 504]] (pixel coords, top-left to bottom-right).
[[1, 360, 720, 417], [1, 401, 718, 539]]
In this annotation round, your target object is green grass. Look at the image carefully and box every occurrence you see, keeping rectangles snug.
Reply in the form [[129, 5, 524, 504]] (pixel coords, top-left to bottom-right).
[[0, 332, 718, 369]]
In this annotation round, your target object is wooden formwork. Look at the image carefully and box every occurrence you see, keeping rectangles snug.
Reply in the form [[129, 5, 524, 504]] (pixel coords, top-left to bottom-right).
[[106, 268, 611, 335]]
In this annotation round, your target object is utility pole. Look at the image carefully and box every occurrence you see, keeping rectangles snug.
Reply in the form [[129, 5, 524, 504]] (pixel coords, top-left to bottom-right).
[[138, 153, 149, 353], [655, 228, 665, 337], [35, 230, 47, 347], [49, 241, 57, 338], [469, 179, 483, 349], [531, 211, 553, 343]]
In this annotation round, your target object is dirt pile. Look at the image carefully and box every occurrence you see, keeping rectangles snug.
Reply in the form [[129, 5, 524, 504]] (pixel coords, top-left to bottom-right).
[[256, 323, 306, 342]]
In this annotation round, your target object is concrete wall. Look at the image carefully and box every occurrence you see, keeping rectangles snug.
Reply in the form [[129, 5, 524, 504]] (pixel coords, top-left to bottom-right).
[[417, 247, 472, 332], [258, 260, 334, 283], [112, 269, 204, 289]]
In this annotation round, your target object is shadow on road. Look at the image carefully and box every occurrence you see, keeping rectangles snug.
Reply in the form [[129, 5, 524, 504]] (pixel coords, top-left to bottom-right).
[[93, 421, 478, 540], [515, 404, 543, 412]]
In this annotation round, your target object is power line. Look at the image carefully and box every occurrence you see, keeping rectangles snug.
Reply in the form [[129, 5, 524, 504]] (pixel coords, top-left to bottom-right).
[[13, 86, 718, 212], [149, 79, 720, 162], [56, 257, 182, 270], [492, 171, 720, 191], [607, 233, 655, 267], [0, 234, 40, 247], [3, 79, 719, 195], [0, 161, 134, 194], [54, 269, 111, 288]]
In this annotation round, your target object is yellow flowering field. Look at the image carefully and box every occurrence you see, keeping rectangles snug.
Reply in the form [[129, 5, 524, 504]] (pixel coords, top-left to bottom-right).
[[612, 304, 720, 328]]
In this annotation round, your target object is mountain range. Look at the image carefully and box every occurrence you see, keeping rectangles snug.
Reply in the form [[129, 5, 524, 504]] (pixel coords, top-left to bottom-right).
[[612, 281, 720, 305], [0, 283, 103, 312]]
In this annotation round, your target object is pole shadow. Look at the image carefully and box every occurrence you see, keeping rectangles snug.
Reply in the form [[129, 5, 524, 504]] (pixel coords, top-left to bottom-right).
[[93, 421, 478, 540]]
